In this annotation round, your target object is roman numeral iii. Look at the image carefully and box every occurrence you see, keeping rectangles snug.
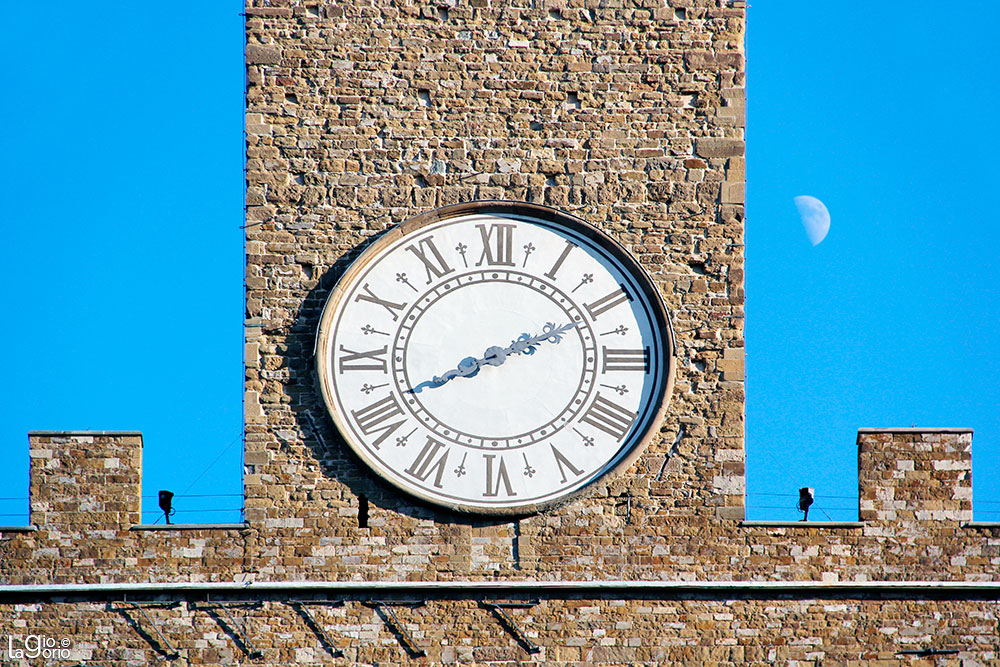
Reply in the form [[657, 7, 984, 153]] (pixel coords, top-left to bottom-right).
[[602, 347, 650, 372]]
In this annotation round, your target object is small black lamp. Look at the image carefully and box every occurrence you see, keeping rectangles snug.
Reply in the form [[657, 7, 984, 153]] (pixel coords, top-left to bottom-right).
[[797, 487, 814, 521], [158, 490, 175, 525]]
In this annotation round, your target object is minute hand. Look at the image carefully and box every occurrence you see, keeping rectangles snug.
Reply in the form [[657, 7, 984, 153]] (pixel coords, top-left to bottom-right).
[[410, 321, 580, 393]]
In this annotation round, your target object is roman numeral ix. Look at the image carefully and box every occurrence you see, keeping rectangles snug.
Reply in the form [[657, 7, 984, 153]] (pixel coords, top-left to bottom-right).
[[338, 345, 388, 373]]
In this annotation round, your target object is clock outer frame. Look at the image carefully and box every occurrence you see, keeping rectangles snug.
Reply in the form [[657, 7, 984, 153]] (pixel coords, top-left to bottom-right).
[[314, 200, 677, 516]]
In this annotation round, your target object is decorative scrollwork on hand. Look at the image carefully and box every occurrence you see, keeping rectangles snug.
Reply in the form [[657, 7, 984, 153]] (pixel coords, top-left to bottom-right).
[[508, 333, 536, 356], [541, 321, 578, 344]]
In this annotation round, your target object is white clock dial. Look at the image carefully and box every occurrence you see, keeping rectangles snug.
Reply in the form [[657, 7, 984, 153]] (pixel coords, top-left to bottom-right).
[[315, 202, 675, 514]]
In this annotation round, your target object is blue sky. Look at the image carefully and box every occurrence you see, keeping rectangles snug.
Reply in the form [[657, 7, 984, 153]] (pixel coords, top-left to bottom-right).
[[746, 4, 1000, 519], [1, 4, 997, 525]]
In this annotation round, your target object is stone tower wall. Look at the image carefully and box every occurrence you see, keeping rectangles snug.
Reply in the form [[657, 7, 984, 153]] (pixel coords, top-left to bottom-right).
[[242, 0, 747, 582]]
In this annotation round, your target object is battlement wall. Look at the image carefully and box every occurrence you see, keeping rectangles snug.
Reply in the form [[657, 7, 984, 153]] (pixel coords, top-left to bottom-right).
[[3, 428, 996, 586], [858, 428, 973, 523]]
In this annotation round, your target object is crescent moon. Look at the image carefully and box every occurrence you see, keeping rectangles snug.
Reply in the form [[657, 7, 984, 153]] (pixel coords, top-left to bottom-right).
[[793, 195, 830, 246]]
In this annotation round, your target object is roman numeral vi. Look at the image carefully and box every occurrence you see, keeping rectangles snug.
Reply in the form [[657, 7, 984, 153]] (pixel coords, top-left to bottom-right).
[[483, 454, 516, 497]]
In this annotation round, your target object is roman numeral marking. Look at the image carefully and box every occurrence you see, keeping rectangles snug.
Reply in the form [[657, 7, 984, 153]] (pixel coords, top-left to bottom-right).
[[550, 444, 584, 484], [405, 235, 454, 284], [475, 223, 516, 267], [584, 285, 631, 320], [543, 240, 577, 280], [354, 284, 407, 321], [602, 347, 650, 373], [404, 436, 450, 488], [351, 393, 406, 449], [579, 392, 637, 441], [338, 345, 388, 373], [483, 454, 516, 497]]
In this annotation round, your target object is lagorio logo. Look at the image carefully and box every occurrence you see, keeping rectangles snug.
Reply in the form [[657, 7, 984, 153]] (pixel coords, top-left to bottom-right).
[[5, 634, 72, 660]]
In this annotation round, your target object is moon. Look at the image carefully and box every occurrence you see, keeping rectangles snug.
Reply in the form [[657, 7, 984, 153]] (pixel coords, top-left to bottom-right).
[[793, 195, 830, 246]]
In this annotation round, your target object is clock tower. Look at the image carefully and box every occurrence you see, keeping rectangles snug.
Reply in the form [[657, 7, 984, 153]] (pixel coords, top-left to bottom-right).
[[0, 3, 994, 665], [243, 0, 749, 659], [245, 0, 746, 556]]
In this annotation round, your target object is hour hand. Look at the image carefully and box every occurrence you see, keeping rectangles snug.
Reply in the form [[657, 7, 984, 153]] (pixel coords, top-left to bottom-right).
[[408, 356, 480, 393], [408, 321, 579, 393]]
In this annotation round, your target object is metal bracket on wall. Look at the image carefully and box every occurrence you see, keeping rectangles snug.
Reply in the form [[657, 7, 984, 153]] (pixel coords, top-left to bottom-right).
[[108, 600, 181, 660], [303, 411, 331, 452], [190, 600, 263, 659], [365, 600, 426, 658], [286, 600, 345, 658], [481, 600, 541, 654], [616, 494, 633, 524]]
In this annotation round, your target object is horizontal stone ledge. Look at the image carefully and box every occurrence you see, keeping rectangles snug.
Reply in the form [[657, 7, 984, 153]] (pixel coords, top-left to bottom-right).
[[28, 430, 143, 436], [740, 521, 863, 528], [856, 427, 973, 434], [742, 521, 995, 529], [130, 523, 250, 531], [0, 526, 36, 533], [3, 579, 1000, 600]]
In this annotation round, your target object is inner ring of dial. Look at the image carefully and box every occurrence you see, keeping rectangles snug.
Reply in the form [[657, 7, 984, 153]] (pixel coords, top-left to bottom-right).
[[391, 270, 598, 450]]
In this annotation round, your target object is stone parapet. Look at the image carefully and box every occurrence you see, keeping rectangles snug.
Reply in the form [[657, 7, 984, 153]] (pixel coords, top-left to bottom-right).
[[858, 428, 973, 524], [4, 427, 996, 587], [28, 431, 143, 530]]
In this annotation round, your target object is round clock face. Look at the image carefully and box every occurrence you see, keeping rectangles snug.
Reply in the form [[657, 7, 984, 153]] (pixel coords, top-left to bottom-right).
[[315, 202, 675, 514]]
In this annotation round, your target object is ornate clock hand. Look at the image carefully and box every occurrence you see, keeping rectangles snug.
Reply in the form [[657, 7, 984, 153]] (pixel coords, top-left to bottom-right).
[[408, 321, 580, 393]]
